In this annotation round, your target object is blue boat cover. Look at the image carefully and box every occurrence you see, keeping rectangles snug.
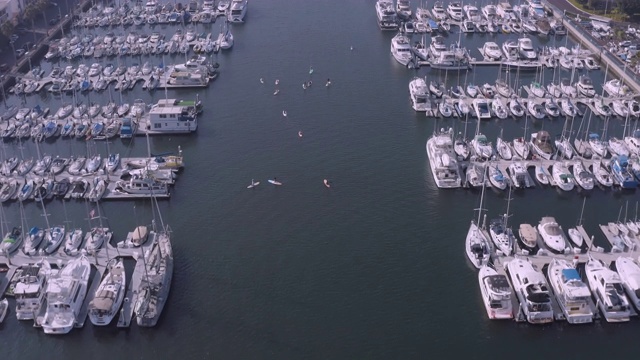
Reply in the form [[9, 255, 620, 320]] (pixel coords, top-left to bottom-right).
[[561, 268, 581, 281]]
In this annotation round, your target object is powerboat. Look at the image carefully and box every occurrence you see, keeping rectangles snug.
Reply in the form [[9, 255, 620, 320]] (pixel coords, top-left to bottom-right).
[[547, 259, 594, 324], [572, 161, 594, 190], [610, 155, 638, 189], [506, 258, 554, 324], [429, 35, 447, 57], [502, 41, 519, 61], [603, 79, 629, 97], [390, 32, 414, 66], [575, 76, 596, 97], [552, 162, 575, 192], [446, 2, 463, 21], [543, 100, 560, 117], [611, 100, 629, 117], [489, 215, 514, 256], [472, 99, 491, 120], [518, 37, 537, 60], [615, 257, 640, 310], [585, 257, 631, 322], [568, 228, 584, 247], [508, 162, 528, 188], [482, 4, 497, 20], [624, 129, 640, 156], [466, 220, 491, 269], [518, 223, 539, 250], [396, 0, 412, 19], [463, 4, 481, 21], [482, 42, 502, 60], [471, 134, 493, 160], [14, 260, 52, 320], [88, 260, 127, 326], [537, 216, 568, 252], [530, 131, 555, 160], [478, 265, 513, 319], [628, 99, 640, 117], [409, 77, 429, 112], [431, 1, 447, 21], [42, 255, 92, 334], [2, 227, 22, 253], [491, 98, 508, 119]]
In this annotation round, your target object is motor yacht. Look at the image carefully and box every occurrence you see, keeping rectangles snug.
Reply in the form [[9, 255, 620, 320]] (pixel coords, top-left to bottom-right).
[[14, 260, 52, 320], [472, 99, 491, 120], [537, 216, 568, 252], [491, 98, 508, 119], [508, 162, 528, 188], [603, 79, 629, 97], [585, 257, 631, 322], [518, 37, 537, 60], [478, 265, 513, 319], [471, 134, 493, 160], [506, 258, 554, 324], [624, 130, 640, 156], [535, 164, 550, 185], [530, 131, 555, 160], [552, 162, 575, 192], [409, 77, 429, 112], [518, 223, 539, 250], [611, 100, 629, 118], [575, 76, 596, 97], [429, 35, 446, 57], [463, 4, 481, 21], [497, 2, 516, 20], [41, 255, 91, 334], [446, 2, 463, 21], [390, 33, 413, 66], [396, 0, 412, 19], [610, 155, 638, 189], [502, 41, 519, 61], [228, 0, 248, 23], [615, 257, 640, 311], [426, 129, 462, 188], [88, 260, 127, 326], [482, 4, 497, 20], [627, 99, 640, 117], [547, 259, 594, 324]]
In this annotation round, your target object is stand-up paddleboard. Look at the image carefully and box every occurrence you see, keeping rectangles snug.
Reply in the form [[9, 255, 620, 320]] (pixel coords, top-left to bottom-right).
[[247, 181, 260, 189], [298, 131, 303, 138], [282, 110, 287, 117], [273, 89, 279, 95], [268, 179, 282, 186], [323, 179, 330, 188]]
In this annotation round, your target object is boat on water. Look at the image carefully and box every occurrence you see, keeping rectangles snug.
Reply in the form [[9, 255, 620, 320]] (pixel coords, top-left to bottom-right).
[[390, 32, 413, 66], [575, 76, 596, 97], [482, 42, 502, 60], [88, 260, 127, 326], [375, 0, 399, 30], [538, 217, 568, 253], [135, 224, 173, 327], [409, 77, 429, 112], [426, 129, 462, 188], [42, 255, 91, 334], [624, 129, 640, 156], [518, 223, 539, 250], [507, 162, 528, 188], [471, 134, 493, 160], [84, 227, 112, 253], [472, 99, 491, 120], [552, 162, 575, 192], [615, 257, 640, 311], [23, 227, 44, 256], [572, 161, 594, 190], [585, 257, 631, 322], [518, 37, 537, 60], [610, 155, 638, 189], [568, 228, 585, 247], [489, 215, 515, 256], [2, 227, 23, 253], [530, 131, 555, 160], [546, 259, 594, 324], [535, 165, 550, 185], [506, 258, 554, 324], [603, 79, 629, 97], [487, 165, 507, 190], [44, 226, 66, 254], [478, 265, 513, 319], [14, 260, 52, 320], [63, 228, 83, 255], [466, 220, 491, 269]]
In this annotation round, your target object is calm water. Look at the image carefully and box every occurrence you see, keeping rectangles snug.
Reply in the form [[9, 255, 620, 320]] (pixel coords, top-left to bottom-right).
[[2, 0, 640, 358]]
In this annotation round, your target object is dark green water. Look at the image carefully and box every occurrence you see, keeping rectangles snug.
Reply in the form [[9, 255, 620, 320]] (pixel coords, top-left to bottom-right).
[[2, 0, 640, 358]]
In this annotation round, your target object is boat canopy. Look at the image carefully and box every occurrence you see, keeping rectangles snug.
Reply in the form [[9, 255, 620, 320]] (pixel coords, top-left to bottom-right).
[[561, 268, 581, 282], [588, 133, 600, 140], [486, 275, 511, 292]]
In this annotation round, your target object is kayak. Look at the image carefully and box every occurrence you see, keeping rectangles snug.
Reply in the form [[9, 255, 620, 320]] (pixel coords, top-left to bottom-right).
[[268, 179, 282, 186]]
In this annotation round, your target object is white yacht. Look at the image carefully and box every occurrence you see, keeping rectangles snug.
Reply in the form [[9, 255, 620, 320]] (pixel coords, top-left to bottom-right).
[[88, 260, 127, 326], [471, 134, 493, 160], [587, 133, 607, 158], [227, 0, 248, 23], [518, 223, 539, 250], [497, 2, 516, 20], [390, 33, 413, 66], [530, 131, 555, 160], [506, 258, 554, 324], [547, 259, 594, 324], [575, 76, 596, 97], [572, 161, 594, 190], [409, 77, 429, 112], [396, 0, 412, 19], [431, 1, 447, 21], [429, 36, 447, 57], [512, 137, 530, 159], [482, 4, 497, 20], [508, 162, 528, 188], [537, 217, 568, 253], [615, 257, 640, 310], [478, 265, 513, 319], [593, 161, 613, 187], [466, 220, 491, 269], [585, 257, 631, 322], [446, 2, 463, 21], [625, 129, 640, 156], [552, 162, 575, 192], [560, 78, 577, 98], [489, 215, 514, 256], [426, 130, 462, 188], [496, 137, 512, 160], [472, 99, 491, 120], [41, 256, 91, 334], [603, 79, 629, 97], [482, 42, 502, 61], [518, 37, 537, 60], [502, 41, 519, 61], [463, 4, 481, 22], [14, 260, 52, 320]]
